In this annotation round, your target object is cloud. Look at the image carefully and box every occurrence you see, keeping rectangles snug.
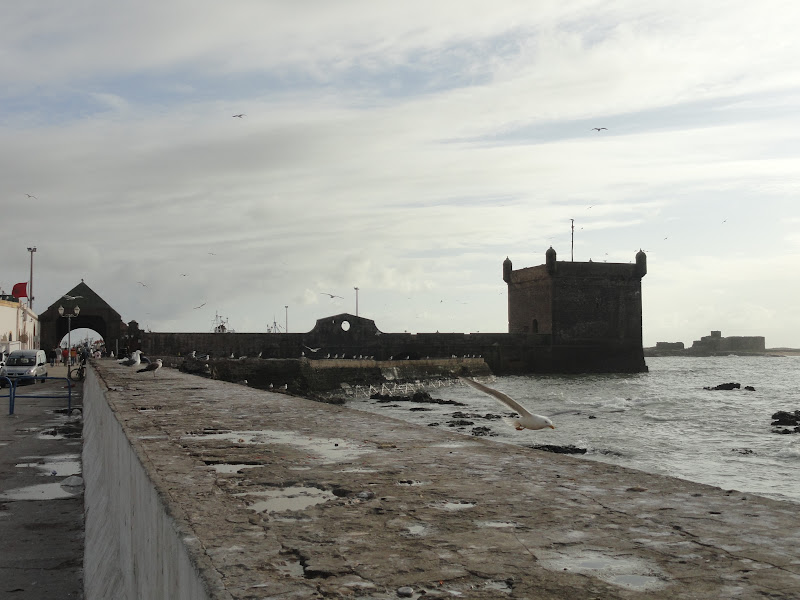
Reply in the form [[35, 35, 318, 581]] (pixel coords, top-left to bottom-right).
[[3, 2, 800, 347]]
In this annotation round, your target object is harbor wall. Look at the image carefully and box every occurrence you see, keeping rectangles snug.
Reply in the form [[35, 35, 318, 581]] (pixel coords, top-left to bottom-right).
[[82, 368, 218, 600], [142, 327, 646, 374]]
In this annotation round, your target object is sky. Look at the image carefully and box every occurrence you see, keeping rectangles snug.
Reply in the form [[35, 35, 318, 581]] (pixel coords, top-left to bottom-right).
[[3, 1, 800, 348]]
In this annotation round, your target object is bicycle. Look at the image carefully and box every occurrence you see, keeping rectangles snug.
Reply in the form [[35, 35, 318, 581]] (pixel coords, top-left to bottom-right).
[[69, 360, 86, 382]]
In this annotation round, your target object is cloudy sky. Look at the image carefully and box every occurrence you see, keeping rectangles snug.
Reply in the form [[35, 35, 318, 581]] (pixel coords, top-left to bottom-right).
[[3, 1, 800, 348]]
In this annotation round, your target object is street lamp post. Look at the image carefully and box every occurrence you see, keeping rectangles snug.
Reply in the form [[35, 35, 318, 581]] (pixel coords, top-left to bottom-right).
[[27, 247, 36, 311], [285, 306, 288, 334], [354, 287, 359, 316], [58, 305, 80, 365]]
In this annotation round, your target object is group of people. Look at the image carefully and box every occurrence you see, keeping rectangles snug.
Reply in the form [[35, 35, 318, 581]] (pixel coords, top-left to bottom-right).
[[48, 345, 106, 366]]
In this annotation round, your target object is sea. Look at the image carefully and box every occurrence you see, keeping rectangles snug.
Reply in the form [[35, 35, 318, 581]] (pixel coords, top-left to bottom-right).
[[346, 355, 800, 505]]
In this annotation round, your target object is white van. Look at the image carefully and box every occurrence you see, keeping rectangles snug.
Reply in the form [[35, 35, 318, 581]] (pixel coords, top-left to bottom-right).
[[0, 349, 48, 384]]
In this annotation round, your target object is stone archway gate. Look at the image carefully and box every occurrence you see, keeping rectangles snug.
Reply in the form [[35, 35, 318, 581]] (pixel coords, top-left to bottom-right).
[[39, 281, 127, 354]]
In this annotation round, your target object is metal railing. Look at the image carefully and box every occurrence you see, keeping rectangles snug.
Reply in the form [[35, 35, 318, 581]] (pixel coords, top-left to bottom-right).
[[2, 375, 76, 415]]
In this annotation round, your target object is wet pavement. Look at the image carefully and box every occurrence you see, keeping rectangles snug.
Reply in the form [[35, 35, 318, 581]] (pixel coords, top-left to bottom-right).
[[92, 360, 800, 599], [0, 365, 83, 599]]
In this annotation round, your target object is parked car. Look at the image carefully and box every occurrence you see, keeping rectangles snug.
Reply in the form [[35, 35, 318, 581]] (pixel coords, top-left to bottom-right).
[[0, 349, 48, 385]]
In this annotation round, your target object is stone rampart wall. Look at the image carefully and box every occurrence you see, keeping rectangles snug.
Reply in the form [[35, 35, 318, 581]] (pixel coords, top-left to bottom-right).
[[82, 367, 220, 600]]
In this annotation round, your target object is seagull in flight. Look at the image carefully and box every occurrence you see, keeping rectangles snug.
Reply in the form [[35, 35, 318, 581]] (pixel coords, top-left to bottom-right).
[[62, 294, 82, 301], [193, 302, 206, 310], [460, 377, 555, 431], [321, 292, 343, 299], [591, 127, 607, 131], [303, 345, 322, 353], [232, 114, 245, 118], [137, 281, 147, 287], [25, 193, 38, 199]]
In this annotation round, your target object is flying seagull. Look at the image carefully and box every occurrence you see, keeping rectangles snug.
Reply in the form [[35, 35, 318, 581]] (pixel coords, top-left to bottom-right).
[[25, 193, 38, 199], [303, 345, 322, 353], [321, 293, 344, 299], [61, 294, 82, 301], [591, 127, 607, 131], [232, 114, 245, 118], [137, 281, 147, 287], [137, 358, 162, 377], [118, 350, 142, 367], [460, 377, 555, 431], [193, 302, 206, 310]]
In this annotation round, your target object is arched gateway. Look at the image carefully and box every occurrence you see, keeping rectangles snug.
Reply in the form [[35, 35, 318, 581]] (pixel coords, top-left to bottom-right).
[[39, 281, 131, 355]]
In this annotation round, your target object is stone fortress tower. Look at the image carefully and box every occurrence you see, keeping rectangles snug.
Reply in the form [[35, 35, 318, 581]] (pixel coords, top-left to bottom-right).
[[503, 247, 647, 371]]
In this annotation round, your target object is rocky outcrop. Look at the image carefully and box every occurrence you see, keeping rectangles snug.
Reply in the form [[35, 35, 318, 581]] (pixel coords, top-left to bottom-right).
[[703, 382, 756, 391], [771, 410, 800, 434]]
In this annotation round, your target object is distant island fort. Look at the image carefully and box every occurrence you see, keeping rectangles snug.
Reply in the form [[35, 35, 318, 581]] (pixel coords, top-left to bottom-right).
[[647, 330, 766, 356]]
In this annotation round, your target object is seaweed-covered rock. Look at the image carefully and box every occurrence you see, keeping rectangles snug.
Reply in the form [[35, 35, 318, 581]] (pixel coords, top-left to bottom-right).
[[704, 382, 741, 390]]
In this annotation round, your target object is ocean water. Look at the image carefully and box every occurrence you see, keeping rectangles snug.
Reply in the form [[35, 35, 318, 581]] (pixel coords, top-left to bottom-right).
[[346, 356, 800, 504]]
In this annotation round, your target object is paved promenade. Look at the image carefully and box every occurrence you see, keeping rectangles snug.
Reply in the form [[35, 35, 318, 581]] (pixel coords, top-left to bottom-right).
[[0, 365, 83, 599], [93, 360, 800, 599]]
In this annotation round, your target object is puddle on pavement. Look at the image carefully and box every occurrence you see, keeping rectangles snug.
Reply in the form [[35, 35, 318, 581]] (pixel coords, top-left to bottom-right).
[[0, 482, 82, 501], [484, 580, 512, 594], [339, 467, 377, 473], [181, 430, 372, 463], [432, 442, 472, 448], [476, 520, 520, 529], [211, 463, 261, 474], [406, 524, 427, 535], [16, 453, 81, 477], [435, 501, 476, 511], [537, 548, 667, 591], [233, 486, 336, 513]]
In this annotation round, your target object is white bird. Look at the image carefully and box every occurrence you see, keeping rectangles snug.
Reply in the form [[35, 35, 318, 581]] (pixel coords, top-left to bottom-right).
[[137, 358, 162, 377], [303, 345, 321, 353], [460, 377, 555, 431], [62, 294, 82, 301], [321, 292, 343, 299], [118, 350, 142, 367]]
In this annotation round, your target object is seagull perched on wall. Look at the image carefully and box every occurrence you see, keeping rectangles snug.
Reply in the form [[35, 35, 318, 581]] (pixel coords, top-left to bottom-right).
[[118, 350, 142, 367], [137, 358, 162, 377], [460, 377, 555, 431]]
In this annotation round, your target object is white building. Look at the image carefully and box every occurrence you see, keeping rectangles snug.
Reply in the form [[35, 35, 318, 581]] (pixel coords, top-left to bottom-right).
[[0, 295, 40, 353]]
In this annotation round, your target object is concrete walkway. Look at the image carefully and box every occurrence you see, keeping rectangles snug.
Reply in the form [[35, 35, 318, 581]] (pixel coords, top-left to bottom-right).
[[90, 361, 800, 599], [0, 365, 83, 599]]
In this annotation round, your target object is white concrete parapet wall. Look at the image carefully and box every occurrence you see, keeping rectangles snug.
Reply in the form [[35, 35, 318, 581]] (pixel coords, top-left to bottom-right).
[[82, 367, 217, 600]]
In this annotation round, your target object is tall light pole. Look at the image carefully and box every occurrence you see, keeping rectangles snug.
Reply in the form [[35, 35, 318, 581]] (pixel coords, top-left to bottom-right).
[[58, 305, 80, 365], [27, 247, 36, 311], [570, 220, 574, 262], [284, 305, 288, 333], [354, 287, 359, 316]]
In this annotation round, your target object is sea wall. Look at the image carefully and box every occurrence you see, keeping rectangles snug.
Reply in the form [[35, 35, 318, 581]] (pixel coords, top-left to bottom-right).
[[82, 368, 221, 600], [143, 327, 646, 374], [79, 359, 800, 598], [179, 356, 493, 393]]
